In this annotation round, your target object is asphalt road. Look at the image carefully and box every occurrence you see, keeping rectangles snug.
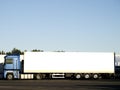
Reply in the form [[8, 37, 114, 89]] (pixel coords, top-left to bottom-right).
[[0, 79, 120, 90]]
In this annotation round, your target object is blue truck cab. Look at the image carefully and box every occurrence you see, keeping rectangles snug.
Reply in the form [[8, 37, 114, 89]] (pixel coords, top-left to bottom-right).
[[4, 55, 21, 80]]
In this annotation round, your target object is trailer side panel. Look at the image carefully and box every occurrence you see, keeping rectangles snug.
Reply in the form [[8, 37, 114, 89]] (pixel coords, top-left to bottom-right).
[[24, 52, 114, 73]]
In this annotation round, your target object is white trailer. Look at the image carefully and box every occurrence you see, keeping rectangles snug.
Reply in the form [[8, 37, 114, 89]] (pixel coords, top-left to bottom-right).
[[22, 52, 115, 79]]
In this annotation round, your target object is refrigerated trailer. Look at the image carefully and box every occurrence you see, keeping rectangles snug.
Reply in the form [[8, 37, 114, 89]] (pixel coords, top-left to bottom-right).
[[3, 52, 120, 80]]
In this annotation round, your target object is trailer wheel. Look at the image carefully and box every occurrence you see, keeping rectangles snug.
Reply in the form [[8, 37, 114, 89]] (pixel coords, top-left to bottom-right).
[[6, 73, 14, 80], [36, 74, 42, 80], [84, 74, 90, 79], [75, 74, 81, 79], [93, 74, 99, 79]]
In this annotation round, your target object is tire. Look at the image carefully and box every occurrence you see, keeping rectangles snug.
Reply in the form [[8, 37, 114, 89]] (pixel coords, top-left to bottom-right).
[[6, 74, 14, 80], [93, 74, 99, 79], [84, 74, 90, 79], [75, 74, 81, 79], [36, 74, 42, 80]]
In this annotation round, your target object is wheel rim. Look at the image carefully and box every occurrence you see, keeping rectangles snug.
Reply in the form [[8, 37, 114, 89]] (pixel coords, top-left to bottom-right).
[[36, 74, 42, 80], [93, 74, 98, 79], [7, 74, 13, 80], [85, 74, 90, 79], [76, 74, 81, 79]]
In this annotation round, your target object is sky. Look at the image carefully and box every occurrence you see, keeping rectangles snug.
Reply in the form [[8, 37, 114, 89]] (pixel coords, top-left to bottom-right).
[[0, 0, 120, 52]]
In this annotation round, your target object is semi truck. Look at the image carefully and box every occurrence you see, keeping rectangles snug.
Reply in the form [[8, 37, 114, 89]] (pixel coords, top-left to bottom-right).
[[2, 52, 120, 80]]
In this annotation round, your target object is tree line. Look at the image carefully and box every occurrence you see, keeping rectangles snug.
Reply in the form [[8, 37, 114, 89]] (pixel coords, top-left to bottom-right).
[[0, 48, 44, 55], [0, 48, 65, 55]]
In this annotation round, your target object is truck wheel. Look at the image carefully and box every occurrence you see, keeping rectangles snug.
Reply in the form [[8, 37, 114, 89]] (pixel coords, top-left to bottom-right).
[[75, 74, 81, 79], [6, 74, 14, 80], [36, 74, 42, 80], [93, 74, 99, 79], [84, 74, 90, 79]]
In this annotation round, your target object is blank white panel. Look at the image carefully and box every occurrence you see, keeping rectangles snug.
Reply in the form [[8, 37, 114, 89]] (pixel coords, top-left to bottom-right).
[[24, 52, 114, 73]]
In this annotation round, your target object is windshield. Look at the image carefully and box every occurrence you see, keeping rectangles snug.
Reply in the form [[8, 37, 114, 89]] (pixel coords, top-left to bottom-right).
[[5, 58, 13, 64]]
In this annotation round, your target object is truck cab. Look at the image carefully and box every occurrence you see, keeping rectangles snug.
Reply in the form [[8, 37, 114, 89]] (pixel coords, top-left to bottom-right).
[[4, 55, 20, 80]]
